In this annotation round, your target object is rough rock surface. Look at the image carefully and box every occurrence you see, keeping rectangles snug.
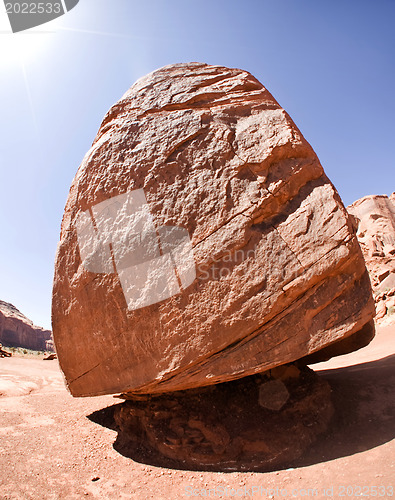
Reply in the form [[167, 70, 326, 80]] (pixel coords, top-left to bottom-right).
[[115, 363, 333, 471], [0, 301, 53, 352], [348, 193, 395, 322], [52, 62, 375, 397]]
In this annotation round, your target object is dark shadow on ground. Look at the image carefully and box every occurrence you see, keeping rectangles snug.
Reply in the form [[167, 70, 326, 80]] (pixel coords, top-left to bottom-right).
[[299, 353, 395, 467], [88, 353, 395, 472]]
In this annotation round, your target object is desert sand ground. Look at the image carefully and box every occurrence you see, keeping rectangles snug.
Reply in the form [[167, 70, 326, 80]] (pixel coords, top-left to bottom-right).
[[1, 320, 394, 500]]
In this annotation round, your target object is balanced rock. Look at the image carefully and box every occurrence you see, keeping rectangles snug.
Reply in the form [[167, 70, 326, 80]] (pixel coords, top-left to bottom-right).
[[348, 193, 395, 320], [52, 63, 375, 397]]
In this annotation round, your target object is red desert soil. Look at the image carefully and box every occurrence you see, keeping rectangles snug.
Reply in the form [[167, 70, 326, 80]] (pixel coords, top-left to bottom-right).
[[1, 321, 395, 499]]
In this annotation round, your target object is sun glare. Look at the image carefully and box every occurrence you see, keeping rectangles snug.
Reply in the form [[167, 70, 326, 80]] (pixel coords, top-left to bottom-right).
[[0, 11, 51, 67]]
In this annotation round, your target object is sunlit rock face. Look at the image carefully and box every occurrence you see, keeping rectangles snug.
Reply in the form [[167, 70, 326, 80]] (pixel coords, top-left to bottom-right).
[[52, 63, 375, 398], [0, 301, 53, 352], [348, 193, 395, 321]]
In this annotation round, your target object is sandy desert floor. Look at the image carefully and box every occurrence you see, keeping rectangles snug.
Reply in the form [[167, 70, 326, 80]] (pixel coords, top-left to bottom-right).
[[1, 320, 394, 499]]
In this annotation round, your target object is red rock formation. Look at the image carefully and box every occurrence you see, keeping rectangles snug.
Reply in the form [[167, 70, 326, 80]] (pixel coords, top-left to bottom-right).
[[0, 301, 53, 352], [348, 193, 395, 321], [52, 63, 375, 397]]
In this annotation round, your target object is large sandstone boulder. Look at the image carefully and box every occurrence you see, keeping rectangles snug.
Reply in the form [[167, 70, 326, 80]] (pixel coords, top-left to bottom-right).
[[348, 193, 395, 321], [0, 301, 53, 352], [52, 62, 375, 397]]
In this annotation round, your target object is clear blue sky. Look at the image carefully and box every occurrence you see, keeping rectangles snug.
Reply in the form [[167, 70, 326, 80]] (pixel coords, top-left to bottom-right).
[[0, 0, 394, 329]]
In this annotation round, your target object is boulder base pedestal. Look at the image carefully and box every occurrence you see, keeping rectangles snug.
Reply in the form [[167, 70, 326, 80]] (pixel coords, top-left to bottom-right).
[[114, 364, 333, 471]]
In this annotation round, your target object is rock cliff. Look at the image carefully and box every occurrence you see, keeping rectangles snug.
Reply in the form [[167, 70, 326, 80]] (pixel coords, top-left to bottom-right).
[[0, 301, 53, 352], [348, 193, 395, 321]]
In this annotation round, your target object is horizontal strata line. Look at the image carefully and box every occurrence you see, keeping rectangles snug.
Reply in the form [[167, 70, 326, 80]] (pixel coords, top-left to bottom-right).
[[95, 96, 278, 142], [168, 72, 252, 96], [136, 95, 277, 118]]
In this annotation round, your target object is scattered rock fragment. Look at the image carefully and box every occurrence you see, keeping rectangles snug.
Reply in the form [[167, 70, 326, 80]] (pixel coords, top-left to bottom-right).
[[0, 343, 12, 358], [44, 353, 57, 361]]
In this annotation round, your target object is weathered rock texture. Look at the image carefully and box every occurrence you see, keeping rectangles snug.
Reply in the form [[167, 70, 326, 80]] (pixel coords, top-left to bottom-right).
[[52, 63, 375, 397], [0, 301, 53, 352], [348, 193, 395, 321], [115, 363, 333, 471]]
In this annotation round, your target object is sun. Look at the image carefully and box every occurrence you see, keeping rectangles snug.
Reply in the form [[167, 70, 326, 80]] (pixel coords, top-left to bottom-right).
[[0, 10, 50, 67]]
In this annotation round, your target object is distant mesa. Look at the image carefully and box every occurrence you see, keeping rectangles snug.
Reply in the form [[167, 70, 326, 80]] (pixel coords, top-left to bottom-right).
[[0, 300, 54, 352]]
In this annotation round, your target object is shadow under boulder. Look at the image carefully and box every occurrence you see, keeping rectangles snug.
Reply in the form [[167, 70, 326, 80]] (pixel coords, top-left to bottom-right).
[[111, 363, 333, 472]]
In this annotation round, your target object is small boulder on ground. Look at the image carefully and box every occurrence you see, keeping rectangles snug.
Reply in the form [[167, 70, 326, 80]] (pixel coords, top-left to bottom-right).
[[0, 343, 11, 358]]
